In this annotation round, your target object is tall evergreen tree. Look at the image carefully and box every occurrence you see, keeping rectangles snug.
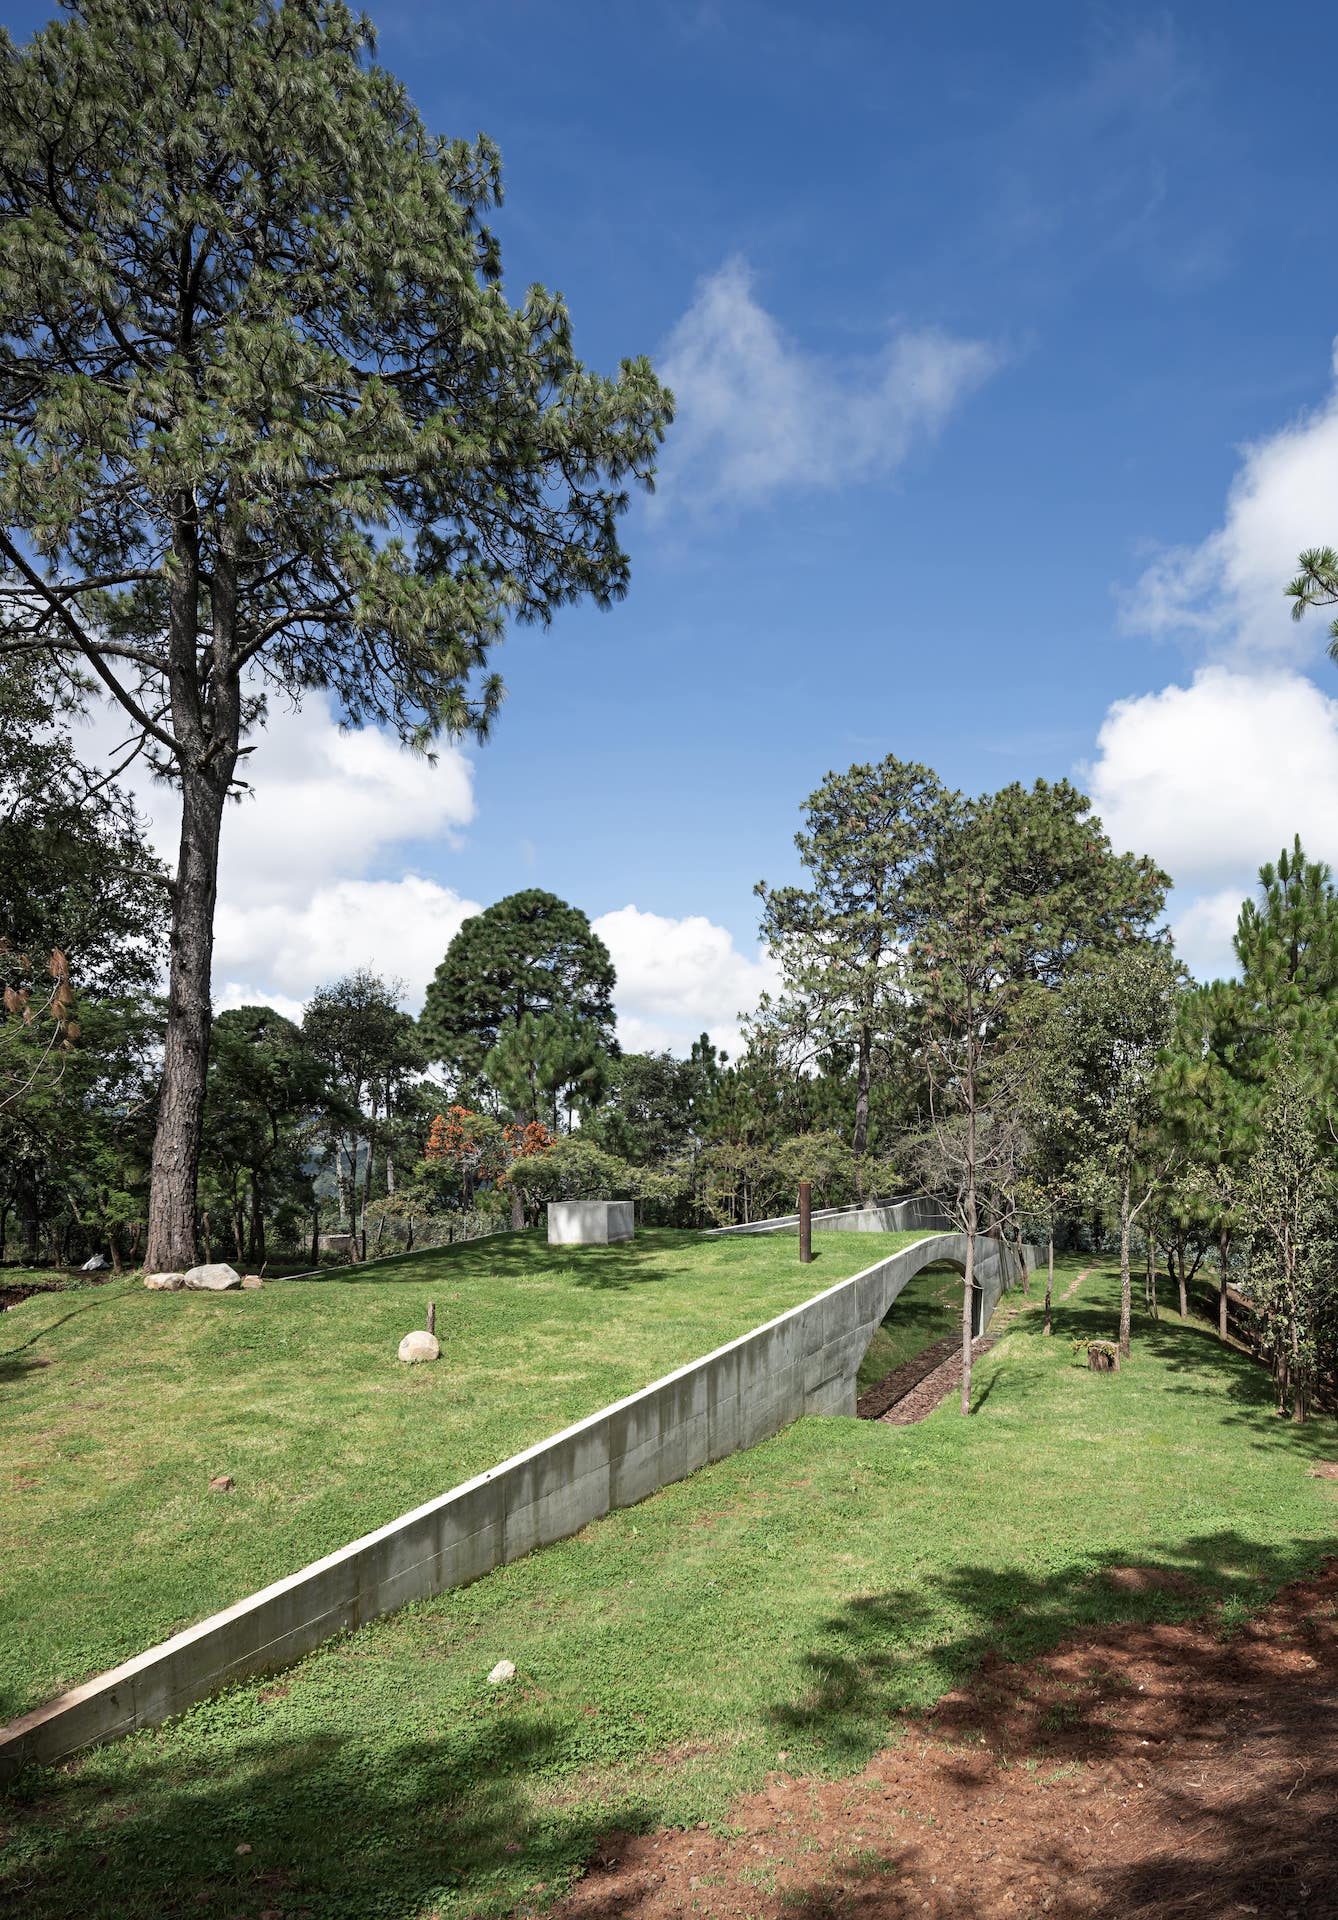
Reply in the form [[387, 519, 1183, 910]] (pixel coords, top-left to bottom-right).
[[756, 756, 947, 1177], [420, 890, 617, 1088], [1235, 836, 1338, 1007], [0, 1, 671, 1272], [1030, 941, 1185, 1357]]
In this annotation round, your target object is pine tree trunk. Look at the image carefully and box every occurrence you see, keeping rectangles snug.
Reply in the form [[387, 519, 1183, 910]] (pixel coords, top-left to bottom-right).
[[853, 1021, 871, 1192], [145, 761, 229, 1273], [1118, 1163, 1132, 1357], [1043, 1228, 1054, 1335], [250, 1173, 266, 1266], [1218, 1225, 1230, 1339], [1177, 1245, 1188, 1320]]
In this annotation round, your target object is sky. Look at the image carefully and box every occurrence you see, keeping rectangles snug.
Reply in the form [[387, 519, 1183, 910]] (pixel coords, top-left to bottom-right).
[[22, 0, 1338, 1053]]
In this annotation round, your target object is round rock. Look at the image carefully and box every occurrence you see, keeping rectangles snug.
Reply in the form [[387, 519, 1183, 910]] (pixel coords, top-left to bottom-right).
[[144, 1271, 186, 1291], [487, 1659, 516, 1686], [184, 1262, 242, 1291], [398, 1330, 441, 1364], [241, 1274, 263, 1290]]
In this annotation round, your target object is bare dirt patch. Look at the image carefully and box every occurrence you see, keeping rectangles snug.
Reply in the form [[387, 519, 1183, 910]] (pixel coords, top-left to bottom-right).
[[855, 1334, 961, 1420], [551, 1563, 1338, 1920], [876, 1332, 999, 1426]]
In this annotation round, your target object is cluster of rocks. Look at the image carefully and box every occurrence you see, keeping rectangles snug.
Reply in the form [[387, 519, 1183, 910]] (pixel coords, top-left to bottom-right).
[[144, 1263, 263, 1292]]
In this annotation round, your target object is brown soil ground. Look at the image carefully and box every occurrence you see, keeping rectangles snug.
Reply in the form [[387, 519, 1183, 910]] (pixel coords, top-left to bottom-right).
[[550, 1561, 1338, 1920], [854, 1335, 962, 1421], [874, 1333, 999, 1426]]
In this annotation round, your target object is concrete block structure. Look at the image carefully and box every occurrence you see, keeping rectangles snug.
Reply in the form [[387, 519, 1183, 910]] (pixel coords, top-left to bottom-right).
[[0, 1224, 1030, 1780], [547, 1199, 634, 1245]]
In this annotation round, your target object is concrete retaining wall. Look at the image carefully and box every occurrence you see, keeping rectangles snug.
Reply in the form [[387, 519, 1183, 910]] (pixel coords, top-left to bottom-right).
[[0, 1227, 1031, 1780], [709, 1195, 954, 1237]]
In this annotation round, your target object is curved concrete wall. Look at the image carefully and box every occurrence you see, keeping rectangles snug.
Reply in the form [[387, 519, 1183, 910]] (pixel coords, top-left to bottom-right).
[[710, 1195, 955, 1237], [0, 1227, 1031, 1780]]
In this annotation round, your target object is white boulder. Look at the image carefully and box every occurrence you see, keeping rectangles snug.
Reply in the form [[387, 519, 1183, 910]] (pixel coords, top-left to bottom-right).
[[487, 1659, 516, 1685], [184, 1263, 242, 1291], [144, 1271, 186, 1291], [398, 1330, 441, 1364]]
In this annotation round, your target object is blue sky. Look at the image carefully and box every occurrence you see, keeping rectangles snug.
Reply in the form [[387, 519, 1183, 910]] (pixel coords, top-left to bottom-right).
[[30, 0, 1338, 1050]]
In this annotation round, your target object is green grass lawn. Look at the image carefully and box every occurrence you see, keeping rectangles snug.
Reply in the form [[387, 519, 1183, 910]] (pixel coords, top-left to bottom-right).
[[855, 1258, 964, 1391], [4, 1259, 1334, 1920], [0, 1225, 924, 1719]]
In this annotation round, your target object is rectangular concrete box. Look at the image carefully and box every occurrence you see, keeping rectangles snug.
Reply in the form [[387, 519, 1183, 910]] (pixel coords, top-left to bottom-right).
[[547, 1200, 635, 1245]]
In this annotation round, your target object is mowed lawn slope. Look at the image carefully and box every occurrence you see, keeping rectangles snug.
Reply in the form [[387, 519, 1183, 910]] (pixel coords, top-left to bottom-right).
[[0, 1226, 925, 1717], [4, 1261, 1335, 1920]]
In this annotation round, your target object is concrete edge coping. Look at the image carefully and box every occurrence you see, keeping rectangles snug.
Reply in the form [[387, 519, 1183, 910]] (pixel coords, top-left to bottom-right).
[[707, 1196, 941, 1236], [1, 1227, 998, 1771]]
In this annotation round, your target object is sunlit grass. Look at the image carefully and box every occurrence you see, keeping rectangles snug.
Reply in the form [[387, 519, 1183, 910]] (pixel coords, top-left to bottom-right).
[[5, 1259, 1335, 1920], [0, 1225, 924, 1715]]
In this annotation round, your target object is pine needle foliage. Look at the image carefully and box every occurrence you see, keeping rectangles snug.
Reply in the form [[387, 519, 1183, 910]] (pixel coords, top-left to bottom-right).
[[0, 1, 671, 1269]]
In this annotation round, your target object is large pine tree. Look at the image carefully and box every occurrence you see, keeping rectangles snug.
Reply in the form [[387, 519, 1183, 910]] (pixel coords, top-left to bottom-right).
[[0, 2, 670, 1271]]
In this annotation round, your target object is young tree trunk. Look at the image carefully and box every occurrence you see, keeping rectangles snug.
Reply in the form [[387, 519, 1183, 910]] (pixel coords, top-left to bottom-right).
[[959, 1210, 976, 1416], [1177, 1245, 1188, 1320], [1146, 1235, 1158, 1320], [144, 760, 230, 1272], [959, 1086, 978, 1416], [1118, 1162, 1132, 1357], [362, 1134, 375, 1261], [1218, 1225, 1230, 1340], [1043, 1227, 1054, 1335], [1290, 1318, 1306, 1424]]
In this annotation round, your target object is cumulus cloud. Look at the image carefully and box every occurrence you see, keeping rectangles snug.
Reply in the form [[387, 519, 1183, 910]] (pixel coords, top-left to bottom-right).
[[1085, 665, 1338, 979], [655, 257, 1001, 513], [81, 691, 479, 1012], [1124, 340, 1338, 661], [592, 904, 780, 1058], [214, 876, 482, 1014]]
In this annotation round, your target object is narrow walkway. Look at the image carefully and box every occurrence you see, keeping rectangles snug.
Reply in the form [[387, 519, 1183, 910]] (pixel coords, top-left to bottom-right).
[[854, 1332, 961, 1420], [878, 1331, 999, 1424]]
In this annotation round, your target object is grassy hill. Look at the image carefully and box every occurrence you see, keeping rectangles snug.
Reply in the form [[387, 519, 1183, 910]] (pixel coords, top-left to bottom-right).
[[0, 1225, 924, 1718], [4, 1258, 1335, 1920]]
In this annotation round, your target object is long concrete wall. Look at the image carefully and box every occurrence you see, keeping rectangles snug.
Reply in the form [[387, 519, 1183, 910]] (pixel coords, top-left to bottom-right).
[[0, 1227, 1031, 1781], [709, 1195, 954, 1237]]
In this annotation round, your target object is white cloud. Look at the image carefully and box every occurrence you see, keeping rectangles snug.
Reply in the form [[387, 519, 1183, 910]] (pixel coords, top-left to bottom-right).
[[1124, 340, 1338, 661], [655, 257, 1001, 512], [1086, 665, 1338, 980], [214, 876, 482, 1013], [592, 904, 780, 1058], [80, 691, 478, 1012], [1167, 889, 1244, 986]]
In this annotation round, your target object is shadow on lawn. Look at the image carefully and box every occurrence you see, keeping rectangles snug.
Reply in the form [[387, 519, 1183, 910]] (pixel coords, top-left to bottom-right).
[[1053, 1288, 1338, 1463], [3, 1701, 621, 1920], [8, 1295, 1333, 1920], [286, 1227, 703, 1294]]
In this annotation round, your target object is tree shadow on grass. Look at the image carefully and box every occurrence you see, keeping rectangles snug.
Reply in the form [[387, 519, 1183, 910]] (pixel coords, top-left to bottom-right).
[[2, 1694, 655, 1920], [0, 1296, 115, 1363], [747, 1530, 1338, 1920], [1052, 1293, 1338, 1465], [287, 1228, 702, 1294]]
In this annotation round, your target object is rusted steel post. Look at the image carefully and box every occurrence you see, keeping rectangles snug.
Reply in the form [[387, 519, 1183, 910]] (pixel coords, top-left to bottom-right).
[[799, 1180, 812, 1264]]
